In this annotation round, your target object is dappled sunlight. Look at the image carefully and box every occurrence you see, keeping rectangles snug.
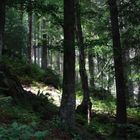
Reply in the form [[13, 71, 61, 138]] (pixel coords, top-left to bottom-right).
[[23, 82, 61, 106], [0, 0, 139, 139]]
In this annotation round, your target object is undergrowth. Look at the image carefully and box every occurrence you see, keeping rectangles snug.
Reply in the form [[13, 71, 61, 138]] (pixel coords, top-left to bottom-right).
[[0, 55, 61, 88]]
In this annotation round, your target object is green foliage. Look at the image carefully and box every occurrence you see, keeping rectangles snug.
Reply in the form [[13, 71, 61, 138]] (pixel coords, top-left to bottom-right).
[[1, 56, 61, 88], [32, 91, 58, 117], [20, 64, 45, 82], [0, 122, 48, 140], [92, 99, 115, 115], [46, 116, 61, 129], [0, 103, 41, 124], [127, 108, 140, 120], [43, 67, 62, 89], [127, 124, 140, 139], [130, 73, 140, 82], [90, 87, 114, 100], [5, 8, 27, 56], [1, 56, 45, 82], [87, 118, 113, 135], [76, 114, 87, 125], [0, 96, 13, 106]]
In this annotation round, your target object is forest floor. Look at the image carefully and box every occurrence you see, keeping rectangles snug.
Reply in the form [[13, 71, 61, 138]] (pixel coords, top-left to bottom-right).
[[0, 58, 140, 140], [23, 82, 62, 106], [24, 80, 140, 139], [18, 82, 140, 140], [1, 80, 140, 140]]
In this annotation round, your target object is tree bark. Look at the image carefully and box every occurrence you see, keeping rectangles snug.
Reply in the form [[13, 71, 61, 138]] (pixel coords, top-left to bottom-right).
[[20, 1, 24, 21], [122, 45, 134, 106], [135, 48, 140, 105], [0, 0, 6, 56], [27, 0, 33, 64], [88, 49, 95, 88], [56, 51, 61, 74], [108, 0, 127, 137], [138, 82, 140, 105], [41, 34, 48, 70], [60, 0, 75, 130], [33, 45, 36, 64], [75, 0, 92, 123]]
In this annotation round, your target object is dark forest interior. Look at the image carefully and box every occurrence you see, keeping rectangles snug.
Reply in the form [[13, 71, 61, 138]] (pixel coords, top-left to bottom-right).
[[0, 0, 140, 139]]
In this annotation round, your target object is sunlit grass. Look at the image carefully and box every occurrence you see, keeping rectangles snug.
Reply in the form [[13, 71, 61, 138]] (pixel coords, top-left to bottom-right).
[[127, 108, 140, 119], [91, 99, 116, 115]]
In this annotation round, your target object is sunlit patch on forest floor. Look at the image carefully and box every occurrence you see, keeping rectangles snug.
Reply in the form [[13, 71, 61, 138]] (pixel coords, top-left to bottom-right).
[[23, 82, 62, 106], [22, 82, 82, 107]]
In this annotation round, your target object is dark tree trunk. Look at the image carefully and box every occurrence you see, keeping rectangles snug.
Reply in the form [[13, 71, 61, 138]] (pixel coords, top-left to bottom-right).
[[33, 46, 36, 64], [56, 51, 61, 74], [107, 67, 111, 92], [88, 50, 95, 88], [108, 0, 127, 137], [37, 47, 39, 65], [20, 1, 24, 21], [135, 48, 140, 105], [138, 82, 140, 105], [50, 51, 53, 68], [122, 45, 134, 106], [0, 0, 6, 56], [75, 0, 92, 123], [101, 57, 105, 94], [27, 1, 33, 64], [60, 0, 75, 130], [41, 34, 48, 70]]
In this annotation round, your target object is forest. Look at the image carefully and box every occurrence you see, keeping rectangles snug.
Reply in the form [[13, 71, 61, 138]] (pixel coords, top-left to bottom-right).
[[0, 0, 140, 139]]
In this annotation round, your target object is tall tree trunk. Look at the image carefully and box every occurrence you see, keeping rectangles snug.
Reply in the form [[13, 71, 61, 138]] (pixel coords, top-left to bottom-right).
[[49, 50, 53, 68], [56, 51, 61, 74], [107, 67, 111, 92], [108, 0, 127, 137], [88, 49, 95, 88], [138, 82, 140, 105], [33, 45, 36, 64], [75, 0, 92, 123], [101, 57, 105, 94], [37, 47, 40, 66], [122, 45, 134, 106], [0, 0, 6, 56], [60, 0, 75, 130], [41, 34, 48, 70], [20, 1, 24, 21], [28, 1, 33, 64], [135, 48, 140, 105]]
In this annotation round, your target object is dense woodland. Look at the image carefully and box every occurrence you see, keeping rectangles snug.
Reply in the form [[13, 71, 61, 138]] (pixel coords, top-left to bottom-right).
[[0, 0, 140, 139]]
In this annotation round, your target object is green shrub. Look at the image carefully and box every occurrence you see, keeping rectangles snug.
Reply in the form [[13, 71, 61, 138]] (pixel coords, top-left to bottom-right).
[[127, 124, 140, 139], [0, 122, 49, 140], [87, 118, 114, 135], [92, 99, 116, 115], [0, 56, 62, 88], [43, 67, 61, 89], [76, 114, 87, 125], [127, 107, 140, 119], [90, 87, 114, 100], [46, 116, 61, 129], [0, 103, 41, 124]]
